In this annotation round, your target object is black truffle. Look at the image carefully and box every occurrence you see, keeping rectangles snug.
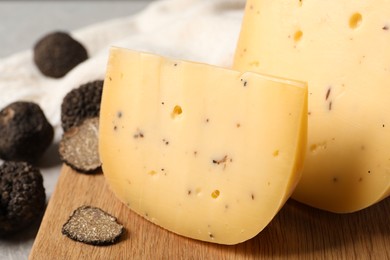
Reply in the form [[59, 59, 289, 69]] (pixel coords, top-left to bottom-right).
[[59, 117, 101, 173], [62, 205, 124, 245], [33, 31, 88, 78], [61, 80, 103, 131], [0, 101, 54, 163], [0, 161, 46, 236]]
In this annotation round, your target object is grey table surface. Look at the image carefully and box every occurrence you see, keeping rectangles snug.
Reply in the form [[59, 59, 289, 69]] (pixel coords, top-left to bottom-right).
[[0, 1, 152, 259]]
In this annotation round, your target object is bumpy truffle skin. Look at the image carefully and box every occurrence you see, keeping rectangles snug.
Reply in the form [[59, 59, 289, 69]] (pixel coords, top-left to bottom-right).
[[33, 31, 88, 78], [61, 80, 103, 131], [0, 161, 46, 236], [0, 101, 54, 163]]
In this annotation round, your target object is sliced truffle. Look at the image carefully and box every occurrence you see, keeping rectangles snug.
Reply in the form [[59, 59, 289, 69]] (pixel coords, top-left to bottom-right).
[[62, 205, 124, 245], [61, 80, 103, 131], [59, 117, 101, 173], [0, 101, 54, 163], [33, 31, 88, 78], [0, 161, 46, 236]]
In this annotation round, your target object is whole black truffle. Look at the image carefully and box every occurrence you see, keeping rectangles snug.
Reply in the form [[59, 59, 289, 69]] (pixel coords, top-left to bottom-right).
[[0, 161, 46, 236], [0, 101, 54, 163], [33, 31, 88, 78], [61, 80, 103, 131]]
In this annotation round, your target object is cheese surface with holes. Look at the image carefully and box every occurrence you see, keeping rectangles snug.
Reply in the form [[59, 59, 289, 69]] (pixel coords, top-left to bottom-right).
[[99, 47, 307, 244], [234, 0, 390, 213]]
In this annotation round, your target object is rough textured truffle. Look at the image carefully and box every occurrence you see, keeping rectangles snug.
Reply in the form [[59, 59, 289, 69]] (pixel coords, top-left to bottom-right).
[[0, 161, 46, 236], [0, 101, 54, 163], [33, 31, 88, 78], [59, 117, 101, 173], [61, 80, 103, 131], [62, 206, 124, 245]]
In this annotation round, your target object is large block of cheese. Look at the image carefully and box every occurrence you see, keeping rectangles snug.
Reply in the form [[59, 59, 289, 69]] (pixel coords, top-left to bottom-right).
[[234, 0, 390, 212], [99, 47, 307, 244]]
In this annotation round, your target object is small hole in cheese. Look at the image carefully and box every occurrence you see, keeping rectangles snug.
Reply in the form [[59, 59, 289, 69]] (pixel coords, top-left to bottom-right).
[[211, 190, 220, 199], [171, 105, 183, 118], [294, 30, 303, 42], [349, 13, 362, 29], [148, 170, 157, 176], [249, 60, 260, 67], [310, 144, 318, 152]]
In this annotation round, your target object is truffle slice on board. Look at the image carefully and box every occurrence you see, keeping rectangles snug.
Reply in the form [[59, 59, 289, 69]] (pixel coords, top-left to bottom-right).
[[62, 205, 124, 245], [59, 117, 101, 173]]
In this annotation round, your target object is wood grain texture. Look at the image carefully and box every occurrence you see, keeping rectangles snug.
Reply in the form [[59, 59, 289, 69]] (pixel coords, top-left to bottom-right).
[[29, 165, 390, 259]]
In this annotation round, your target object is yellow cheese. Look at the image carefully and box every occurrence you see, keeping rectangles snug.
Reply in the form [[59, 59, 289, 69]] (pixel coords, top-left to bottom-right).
[[234, 0, 390, 212], [99, 47, 307, 244]]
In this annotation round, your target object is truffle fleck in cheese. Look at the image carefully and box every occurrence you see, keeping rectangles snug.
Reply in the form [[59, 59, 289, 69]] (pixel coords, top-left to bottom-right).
[[234, 0, 390, 213], [99, 47, 307, 244]]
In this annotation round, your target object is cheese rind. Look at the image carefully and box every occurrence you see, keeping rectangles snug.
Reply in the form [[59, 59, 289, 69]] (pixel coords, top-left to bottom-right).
[[233, 0, 390, 212], [99, 47, 307, 244]]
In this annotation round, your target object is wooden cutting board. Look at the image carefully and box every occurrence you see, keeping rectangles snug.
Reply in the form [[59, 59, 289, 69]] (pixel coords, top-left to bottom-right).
[[29, 165, 390, 259]]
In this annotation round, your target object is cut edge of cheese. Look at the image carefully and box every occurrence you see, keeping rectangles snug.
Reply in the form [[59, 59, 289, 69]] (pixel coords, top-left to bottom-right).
[[99, 47, 308, 244]]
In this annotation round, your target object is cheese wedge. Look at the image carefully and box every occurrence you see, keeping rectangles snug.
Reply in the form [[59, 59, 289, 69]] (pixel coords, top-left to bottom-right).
[[234, 0, 390, 212], [99, 47, 307, 244]]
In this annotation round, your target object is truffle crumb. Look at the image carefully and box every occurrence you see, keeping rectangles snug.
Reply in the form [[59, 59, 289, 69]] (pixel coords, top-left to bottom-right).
[[61, 80, 103, 131], [0, 101, 54, 163], [0, 161, 46, 236], [59, 117, 101, 173], [33, 31, 88, 78], [62, 206, 124, 246]]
